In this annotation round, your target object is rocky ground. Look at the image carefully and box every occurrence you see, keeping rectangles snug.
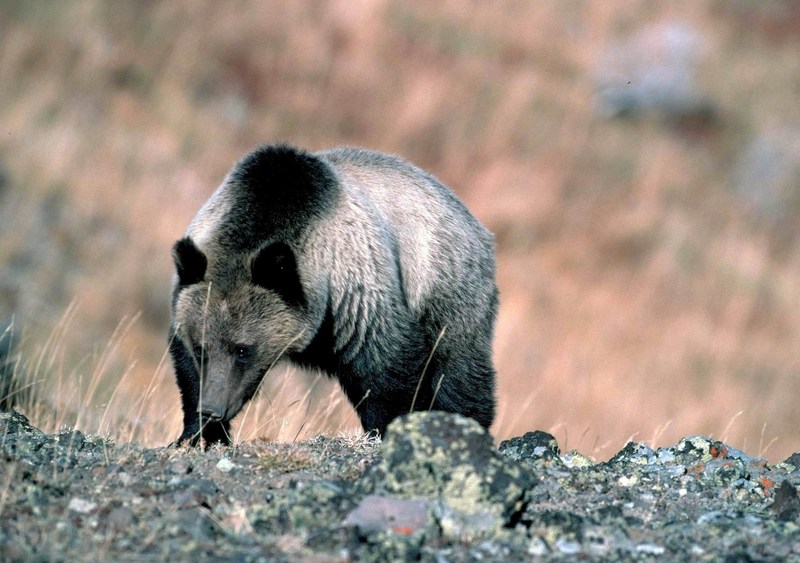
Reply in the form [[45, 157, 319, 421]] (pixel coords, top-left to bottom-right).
[[1, 410, 799, 561]]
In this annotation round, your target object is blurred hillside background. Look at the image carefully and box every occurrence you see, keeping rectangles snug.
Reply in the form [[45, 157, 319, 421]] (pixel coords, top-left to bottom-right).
[[1, 0, 800, 460]]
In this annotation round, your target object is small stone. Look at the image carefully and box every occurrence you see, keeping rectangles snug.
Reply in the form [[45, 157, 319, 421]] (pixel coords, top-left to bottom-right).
[[68, 498, 97, 514], [344, 495, 429, 534], [173, 488, 205, 509], [0, 410, 42, 436], [608, 442, 656, 466], [222, 503, 254, 536], [56, 430, 86, 452], [561, 450, 595, 469], [175, 507, 219, 542], [697, 511, 724, 525], [107, 506, 136, 529], [499, 430, 561, 464], [169, 461, 193, 475], [434, 502, 499, 540], [777, 453, 800, 473], [183, 478, 219, 496], [556, 539, 581, 555], [771, 481, 800, 521], [636, 543, 666, 555], [528, 536, 549, 556], [216, 457, 235, 473]]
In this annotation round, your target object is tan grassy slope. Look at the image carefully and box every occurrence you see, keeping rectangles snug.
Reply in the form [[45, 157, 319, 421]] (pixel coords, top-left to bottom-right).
[[0, 2, 799, 460]]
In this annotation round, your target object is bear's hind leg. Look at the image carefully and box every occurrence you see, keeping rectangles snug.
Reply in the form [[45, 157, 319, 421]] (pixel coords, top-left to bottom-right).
[[428, 352, 496, 429]]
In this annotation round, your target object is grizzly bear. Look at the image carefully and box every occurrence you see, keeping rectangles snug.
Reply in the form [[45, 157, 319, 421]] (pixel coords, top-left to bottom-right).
[[169, 145, 497, 446]]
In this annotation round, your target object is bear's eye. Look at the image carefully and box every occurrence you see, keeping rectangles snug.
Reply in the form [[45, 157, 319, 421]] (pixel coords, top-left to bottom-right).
[[234, 344, 254, 363]]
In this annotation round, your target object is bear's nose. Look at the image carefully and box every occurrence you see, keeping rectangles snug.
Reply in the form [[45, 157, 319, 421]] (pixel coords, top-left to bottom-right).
[[200, 407, 226, 422]]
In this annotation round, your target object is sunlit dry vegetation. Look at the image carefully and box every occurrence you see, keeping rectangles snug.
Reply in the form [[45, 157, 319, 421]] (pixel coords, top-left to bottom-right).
[[1, 1, 800, 460]]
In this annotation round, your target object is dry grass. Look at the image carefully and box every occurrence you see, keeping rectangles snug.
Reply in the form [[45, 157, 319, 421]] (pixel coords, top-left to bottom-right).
[[1, 1, 800, 460]]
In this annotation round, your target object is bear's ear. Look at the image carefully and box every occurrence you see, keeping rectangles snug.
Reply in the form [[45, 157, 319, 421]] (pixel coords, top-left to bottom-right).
[[172, 237, 207, 286], [251, 242, 305, 307]]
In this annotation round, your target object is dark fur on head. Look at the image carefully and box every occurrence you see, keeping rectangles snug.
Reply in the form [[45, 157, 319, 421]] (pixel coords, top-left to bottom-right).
[[221, 144, 340, 247]]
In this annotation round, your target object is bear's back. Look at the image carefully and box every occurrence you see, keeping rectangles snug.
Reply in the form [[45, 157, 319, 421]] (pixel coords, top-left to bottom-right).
[[318, 147, 495, 320]]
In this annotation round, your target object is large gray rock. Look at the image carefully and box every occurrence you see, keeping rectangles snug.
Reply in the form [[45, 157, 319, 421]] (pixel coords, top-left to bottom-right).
[[359, 412, 536, 539]]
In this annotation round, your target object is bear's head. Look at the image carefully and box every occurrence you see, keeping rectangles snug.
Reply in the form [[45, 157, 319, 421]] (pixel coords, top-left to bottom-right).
[[171, 236, 309, 424]]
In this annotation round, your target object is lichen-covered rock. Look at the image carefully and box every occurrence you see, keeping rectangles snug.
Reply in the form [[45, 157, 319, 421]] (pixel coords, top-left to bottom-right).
[[0, 410, 41, 437], [670, 435, 751, 464], [499, 430, 562, 467], [0, 412, 108, 471], [771, 481, 800, 521], [360, 412, 536, 539], [496, 430, 800, 559], [778, 453, 800, 473]]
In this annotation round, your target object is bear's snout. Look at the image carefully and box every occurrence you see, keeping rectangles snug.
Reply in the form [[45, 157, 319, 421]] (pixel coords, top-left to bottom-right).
[[200, 405, 227, 422]]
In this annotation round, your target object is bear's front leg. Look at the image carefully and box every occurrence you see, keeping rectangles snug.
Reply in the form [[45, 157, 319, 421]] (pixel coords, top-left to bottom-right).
[[169, 330, 204, 447], [201, 418, 231, 446], [170, 417, 230, 448], [356, 390, 417, 438], [171, 419, 201, 447]]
